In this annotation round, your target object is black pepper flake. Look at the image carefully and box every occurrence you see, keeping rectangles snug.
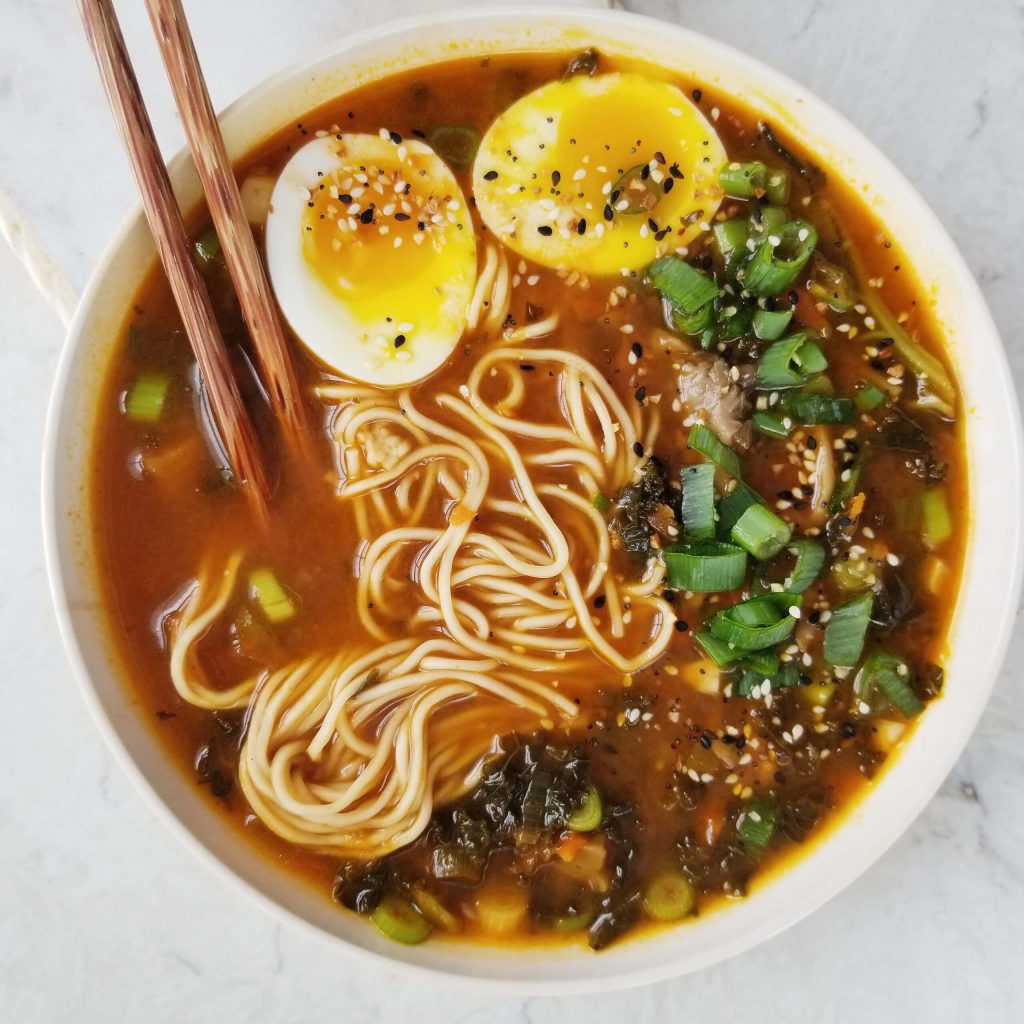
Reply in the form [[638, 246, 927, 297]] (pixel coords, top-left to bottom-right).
[[632, 441, 644, 457], [417, 221, 426, 231], [635, 385, 647, 403], [394, 335, 406, 348], [389, 130, 403, 145], [630, 341, 643, 359], [576, 218, 587, 235], [483, 170, 499, 181], [537, 225, 553, 236]]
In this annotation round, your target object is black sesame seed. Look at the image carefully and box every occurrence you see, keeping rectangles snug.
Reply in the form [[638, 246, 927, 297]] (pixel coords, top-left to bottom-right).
[[519, 363, 535, 371], [339, 194, 352, 203], [394, 212, 410, 221], [663, 177, 675, 195], [594, 595, 607, 609], [632, 441, 644, 457], [654, 150, 666, 164], [359, 206, 375, 224], [669, 163, 684, 179], [551, 170, 561, 186], [640, 165, 651, 181], [635, 385, 647, 403], [394, 335, 406, 348], [537, 225, 553, 236], [603, 204, 614, 221], [806, 436, 818, 450], [674, 620, 688, 632], [692, 88, 702, 102], [577, 218, 587, 235], [631, 342, 643, 359], [647, 217, 659, 233], [483, 170, 499, 181], [389, 130, 402, 145], [788, 290, 799, 306]]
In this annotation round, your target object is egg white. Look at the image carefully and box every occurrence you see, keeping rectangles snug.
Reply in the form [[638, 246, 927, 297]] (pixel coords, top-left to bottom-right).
[[266, 133, 476, 387]]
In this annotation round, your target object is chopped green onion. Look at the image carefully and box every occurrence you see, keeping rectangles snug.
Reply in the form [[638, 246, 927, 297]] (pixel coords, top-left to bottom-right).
[[753, 411, 791, 438], [921, 487, 953, 550], [642, 871, 696, 921], [855, 384, 887, 412], [567, 784, 603, 832], [716, 302, 755, 341], [552, 909, 593, 933], [757, 331, 828, 389], [669, 298, 716, 336], [592, 492, 611, 513], [738, 795, 777, 853], [782, 392, 855, 425], [663, 540, 748, 592], [783, 540, 826, 593], [741, 220, 818, 297], [371, 895, 432, 944], [709, 596, 797, 650], [752, 307, 793, 341], [718, 161, 788, 204], [611, 163, 662, 215], [731, 504, 793, 561], [124, 373, 170, 423], [648, 257, 719, 313], [696, 629, 746, 665], [688, 423, 741, 478], [249, 569, 297, 624], [411, 886, 459, 933], [193, 228, 221, 264], [716, 482, 762, 538], [680, 463, 716, 540], [733, 660, 800, 697], [744, 647, 780, 677], [823, 591, 873, 666], [854, 653, 924, 718], [713, 218, 750, 271], [829, 453, 863, 514], [428, 125, 480, 168], [807, 257, 857, 312]]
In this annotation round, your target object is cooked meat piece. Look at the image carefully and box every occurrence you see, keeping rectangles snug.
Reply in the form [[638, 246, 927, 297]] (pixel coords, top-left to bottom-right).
[[677, 352, 752, 449]]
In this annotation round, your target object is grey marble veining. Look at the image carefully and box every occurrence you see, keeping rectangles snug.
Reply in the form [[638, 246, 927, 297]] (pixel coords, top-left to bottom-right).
[[1, 1, 1023, 1021]]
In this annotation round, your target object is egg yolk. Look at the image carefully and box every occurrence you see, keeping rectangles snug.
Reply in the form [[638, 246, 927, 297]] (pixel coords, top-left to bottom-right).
[[301, 149, 469, 341]]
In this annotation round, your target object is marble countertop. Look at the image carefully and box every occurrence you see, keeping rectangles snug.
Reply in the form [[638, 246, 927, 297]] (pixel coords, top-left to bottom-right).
[[2, 1, 1023, 1020]]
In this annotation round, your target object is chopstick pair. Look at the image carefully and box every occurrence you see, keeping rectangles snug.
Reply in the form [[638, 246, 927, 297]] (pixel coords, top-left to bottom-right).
[[78, 0, 309, 515]]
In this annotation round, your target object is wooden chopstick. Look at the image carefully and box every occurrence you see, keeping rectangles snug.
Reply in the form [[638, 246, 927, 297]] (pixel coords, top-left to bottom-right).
[[78, 0, 269, 519], [145, 0, 311, 462]]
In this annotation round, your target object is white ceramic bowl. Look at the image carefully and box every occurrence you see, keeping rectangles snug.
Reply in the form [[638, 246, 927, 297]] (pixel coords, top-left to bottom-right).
[[44, 5, 1023, 993]]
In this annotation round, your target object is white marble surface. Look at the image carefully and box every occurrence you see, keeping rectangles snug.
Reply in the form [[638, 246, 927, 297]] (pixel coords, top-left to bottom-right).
[[2, 0, 1023, 1020]]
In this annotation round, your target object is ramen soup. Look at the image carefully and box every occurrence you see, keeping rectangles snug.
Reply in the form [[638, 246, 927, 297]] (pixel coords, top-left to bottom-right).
[[92, 50, 965, 949]]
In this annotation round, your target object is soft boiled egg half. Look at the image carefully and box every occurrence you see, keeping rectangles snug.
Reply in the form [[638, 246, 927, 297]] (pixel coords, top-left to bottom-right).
[[266, 131, 477, 386], [473, 73, 727, 276]]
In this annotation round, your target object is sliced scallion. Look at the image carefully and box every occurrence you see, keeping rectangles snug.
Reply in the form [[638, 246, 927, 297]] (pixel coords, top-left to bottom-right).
[[718, 161, 788, 204], [855, 384, 887, 412], [807, 257, 857, 312], [823, 591, 873, 666], [193, 228, 221, 264], [753, 410, 791, 438], [566, 785, 603, 832], [124, 373, 171, 423], [738, 795, 776, 854], [696, 629, 747, 666], [688, 423, 741, 478], [854, 653, 924, 718], [709, 596, 797, 650], [649, 256, 719, 313], [592, 492, 611, 514], [680, 463, 716, 540], [752, 307, 793, 341], [757, 331, 828, 389], [713, 218, 750, 271], [370, 895, 432, 944], [741, 219, 818, 297], [716, 482, 762, 538], [782, 392, 854, 425], [783, 540, 826, 593], [921, 487, 953, 550], [249, 569, 297, 624], [642, 871, 696, 921], [663, 540, 748, 593], [731, 504, 793, 561]]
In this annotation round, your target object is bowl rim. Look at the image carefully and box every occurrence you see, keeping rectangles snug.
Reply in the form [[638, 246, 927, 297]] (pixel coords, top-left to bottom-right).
[[42, 3, 1024, 994]]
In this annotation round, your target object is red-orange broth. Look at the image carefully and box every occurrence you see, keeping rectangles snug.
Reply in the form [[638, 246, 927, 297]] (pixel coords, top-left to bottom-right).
[[91, 51, 965, 950]]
